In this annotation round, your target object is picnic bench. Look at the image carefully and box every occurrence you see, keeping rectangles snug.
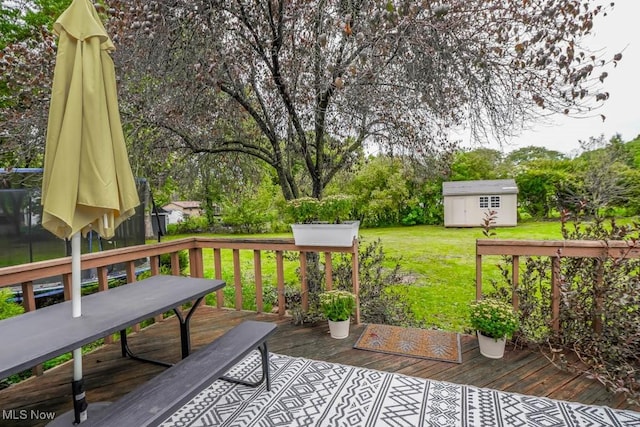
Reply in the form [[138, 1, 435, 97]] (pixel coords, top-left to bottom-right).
[[81, 320, 278, 427], [0, 274, 225, 380]]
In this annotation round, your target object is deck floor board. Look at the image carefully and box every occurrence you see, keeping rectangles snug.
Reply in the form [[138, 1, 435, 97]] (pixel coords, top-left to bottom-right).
[[1, 306, 637, 426]]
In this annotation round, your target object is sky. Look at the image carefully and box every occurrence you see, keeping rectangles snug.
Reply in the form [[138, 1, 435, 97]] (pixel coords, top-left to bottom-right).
[[466, 1, 640, 157]]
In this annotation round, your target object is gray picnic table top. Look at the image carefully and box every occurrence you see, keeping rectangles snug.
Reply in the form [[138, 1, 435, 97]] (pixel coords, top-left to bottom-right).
[[0, 275, 225, 379]]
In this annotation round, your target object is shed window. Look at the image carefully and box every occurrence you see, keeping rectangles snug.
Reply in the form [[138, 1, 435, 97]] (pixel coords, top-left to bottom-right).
[[479, 196, 489, 208], [490, 196, 501, 208]]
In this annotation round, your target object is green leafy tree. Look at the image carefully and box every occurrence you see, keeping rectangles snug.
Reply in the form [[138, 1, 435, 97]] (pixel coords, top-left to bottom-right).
[[448, 148, 506, 181], [515, 159, 572, 219], [106, 0, 619, 201]]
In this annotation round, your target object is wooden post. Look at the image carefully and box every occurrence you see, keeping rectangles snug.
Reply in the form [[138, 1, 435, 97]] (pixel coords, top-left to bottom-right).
[[233, 249, 242, 310], [253, 250, 263, 313], [189, 247, 203, 278], [21, 281, 36, 313], [276, 251, 285, 317], [475, 254, 483, 300], [213, 248, 223, 308], [512, 255, 519, 312], [300, 252, 308, 312], [324, 252, 333, 291], [352, 239, 360, 324], [593, 258, 604, 334], [170, 252, 180, 276], [551, 257, 561, 333]]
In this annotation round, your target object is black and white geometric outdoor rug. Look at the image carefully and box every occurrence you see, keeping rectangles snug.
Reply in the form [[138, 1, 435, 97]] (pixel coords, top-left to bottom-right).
[[161, 351, 640, 427]]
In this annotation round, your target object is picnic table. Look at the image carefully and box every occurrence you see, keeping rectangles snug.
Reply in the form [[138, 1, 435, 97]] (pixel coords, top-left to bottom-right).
[[0, 274, 225, 379]]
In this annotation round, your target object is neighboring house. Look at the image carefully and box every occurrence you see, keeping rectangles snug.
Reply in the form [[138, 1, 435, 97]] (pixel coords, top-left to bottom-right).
[[162, 201, 203, 221], [442, 179, 518, 227]]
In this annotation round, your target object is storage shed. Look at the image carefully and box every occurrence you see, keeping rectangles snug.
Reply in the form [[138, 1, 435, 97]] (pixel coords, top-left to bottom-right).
[[442, 179, 518, 227]]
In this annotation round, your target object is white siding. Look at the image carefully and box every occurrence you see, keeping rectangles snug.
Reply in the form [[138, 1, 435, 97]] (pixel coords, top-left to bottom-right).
[[444, 194, 517, 227]]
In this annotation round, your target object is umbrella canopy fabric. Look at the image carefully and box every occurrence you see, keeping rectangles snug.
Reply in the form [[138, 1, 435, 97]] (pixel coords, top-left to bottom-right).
[[42, 0, 139, 240]]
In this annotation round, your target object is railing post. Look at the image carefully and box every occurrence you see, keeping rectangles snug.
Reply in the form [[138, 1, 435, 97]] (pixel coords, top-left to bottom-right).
[[512, 255, 519, 312], [213, 248, 224, 308], [551, 256, 561, 333], [352, 239, 360, 324], [300, 252, 308, 312], [62, 273, 72, 301], [21, 281, 36, 313], [276, 251, 285, 317], [189, 247, 203, 278], [233, 249, 242, 310], [253, 250, 263, 313], [475, 253, 482, 300], [324, 252, 333, 291], [170, 252, 181, 276], [593, 258, 604, 334], [150, 255, 160, 276]]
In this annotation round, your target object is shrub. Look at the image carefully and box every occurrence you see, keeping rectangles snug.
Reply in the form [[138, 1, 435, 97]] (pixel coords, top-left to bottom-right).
[[0, 289, 23, 320], [493, 208, 640, 404]]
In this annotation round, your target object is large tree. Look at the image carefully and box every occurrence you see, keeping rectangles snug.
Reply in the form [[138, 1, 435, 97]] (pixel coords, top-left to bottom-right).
[[107, 0, 619, 199], [2, 1, 622, 201]]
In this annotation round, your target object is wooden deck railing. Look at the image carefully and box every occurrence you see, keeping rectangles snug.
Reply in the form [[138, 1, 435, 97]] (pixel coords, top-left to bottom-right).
[[0, 236, 360, 323], [476, 239, 640, 332]]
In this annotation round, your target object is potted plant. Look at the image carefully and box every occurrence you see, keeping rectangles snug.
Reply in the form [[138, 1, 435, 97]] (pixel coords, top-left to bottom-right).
[[469, 298, 519, 359], [319, 290, 356, 339], [286, 195, 359, 247]]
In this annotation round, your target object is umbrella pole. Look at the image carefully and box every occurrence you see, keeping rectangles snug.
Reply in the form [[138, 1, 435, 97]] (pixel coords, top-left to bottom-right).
[[71, 232, 88, 423]]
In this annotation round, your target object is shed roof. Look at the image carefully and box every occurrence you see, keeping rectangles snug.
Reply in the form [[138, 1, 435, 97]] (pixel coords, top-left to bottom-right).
[[442, 179, 518, 196]]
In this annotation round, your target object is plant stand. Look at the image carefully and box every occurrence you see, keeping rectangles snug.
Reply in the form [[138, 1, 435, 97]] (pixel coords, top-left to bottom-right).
[[291, 221, 360, 247], [328, 319, 351, 339], [477, 331, 506, 359]]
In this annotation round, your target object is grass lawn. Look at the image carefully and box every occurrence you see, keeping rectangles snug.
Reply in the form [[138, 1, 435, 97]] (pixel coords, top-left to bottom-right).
[[166, 220, 566, 333]]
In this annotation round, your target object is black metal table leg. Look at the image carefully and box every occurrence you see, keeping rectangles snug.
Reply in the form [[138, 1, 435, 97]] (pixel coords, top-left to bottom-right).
[[119, 296, 205, 366]]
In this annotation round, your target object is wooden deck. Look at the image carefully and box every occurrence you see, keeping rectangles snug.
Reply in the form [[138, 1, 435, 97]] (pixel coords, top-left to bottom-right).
[[2, 306, 638, 426]]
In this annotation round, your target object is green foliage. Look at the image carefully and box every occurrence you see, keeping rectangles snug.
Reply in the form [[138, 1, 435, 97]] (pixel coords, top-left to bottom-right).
[[166, 216, 209, 235], [469, 298, 519, 339], [285, 195, 354, 224], [221, 174, 280, 233], [333, 238, 417, 326], [449, 148, 505, 181], [158, 250, 189, 275], [493, 209, 640, 404], [0, 289, 23, 320], [319, 290, 355, 321], [346, 157, 410, 227]]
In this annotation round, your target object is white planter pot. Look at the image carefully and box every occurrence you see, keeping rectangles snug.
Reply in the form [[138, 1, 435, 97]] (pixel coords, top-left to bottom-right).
[[477, 331, 506, 359], [328, 318, 351, 339], [291, 221, 360, 247]]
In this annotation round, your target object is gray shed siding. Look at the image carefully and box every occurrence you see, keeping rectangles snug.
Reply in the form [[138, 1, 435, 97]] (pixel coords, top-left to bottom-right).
[[443, 179, 518, 227]]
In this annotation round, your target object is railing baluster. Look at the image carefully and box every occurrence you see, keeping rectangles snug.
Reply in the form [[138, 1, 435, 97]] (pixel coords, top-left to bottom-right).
[[21, 281, 36, 313], [253, 250, 263, 313], [62, 273, 72, 301], [170, 252, 180, 276], [551, 257, 561, 333], [213, 248, 223, 308], [475, 254, 482, 300], [150, 255, 160, 276], [233, 249, 242, 310], [189, 247, 203, 278], [325, 252, 333, 291], [97, 267, 114, 343], [512, 255, 519, 312], [276, 250, 285, 317], [300, 253, 308, 311], [352, 240, 360, 324]]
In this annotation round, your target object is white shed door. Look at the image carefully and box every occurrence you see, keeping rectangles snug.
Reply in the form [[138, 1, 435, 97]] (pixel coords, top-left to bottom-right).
[[452, 198, 466, 225]]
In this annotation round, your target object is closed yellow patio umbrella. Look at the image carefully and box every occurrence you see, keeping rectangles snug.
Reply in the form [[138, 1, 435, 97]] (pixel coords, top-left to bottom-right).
[[41, 0, 139, 423]]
